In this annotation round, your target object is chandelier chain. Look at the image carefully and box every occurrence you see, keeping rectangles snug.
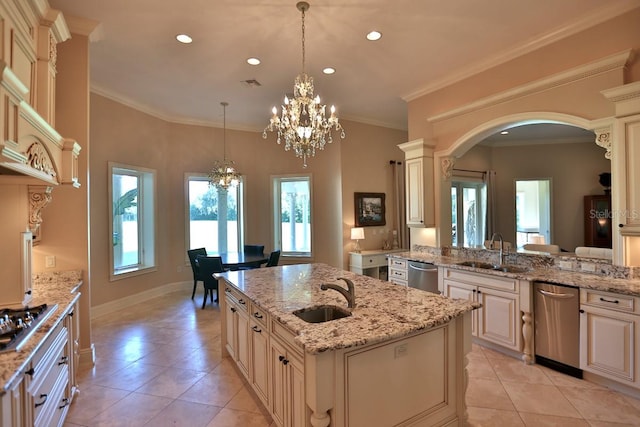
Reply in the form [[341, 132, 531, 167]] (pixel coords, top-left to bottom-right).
[[301, 6, 305, 73]]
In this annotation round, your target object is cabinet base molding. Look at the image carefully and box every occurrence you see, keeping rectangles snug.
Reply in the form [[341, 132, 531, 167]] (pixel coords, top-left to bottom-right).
[[583, 371, 640, 401]]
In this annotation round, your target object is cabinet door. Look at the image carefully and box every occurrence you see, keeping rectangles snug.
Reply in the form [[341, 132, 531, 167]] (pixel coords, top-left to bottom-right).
[[580, 306, 637, 383], [236, 309, 250, 378], [225, 298, 237, 359], [478, 287, 520, 350], [443, 280, 477, 336], [270, 339, 287, 427], [250, 320, 269, 406], [289, 355, 306, 427], [584, 195, 612, 248], [406, 157, 425, 226]]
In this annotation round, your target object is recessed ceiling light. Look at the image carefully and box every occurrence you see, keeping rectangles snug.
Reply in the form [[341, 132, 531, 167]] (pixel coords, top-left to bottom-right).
[[366, 31, 382, 41], [500, 131, 509, 135], [247, 57, 261, 65], [176, 34, 193, 44], [323, 67, 335, 75]]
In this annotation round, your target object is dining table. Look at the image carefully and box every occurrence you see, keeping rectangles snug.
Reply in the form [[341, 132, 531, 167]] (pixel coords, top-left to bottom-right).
[[208, 252, 269, 270]]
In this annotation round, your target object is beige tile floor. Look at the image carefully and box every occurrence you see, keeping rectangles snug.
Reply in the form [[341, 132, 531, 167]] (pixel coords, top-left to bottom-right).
[[63, 288, 640, 427]]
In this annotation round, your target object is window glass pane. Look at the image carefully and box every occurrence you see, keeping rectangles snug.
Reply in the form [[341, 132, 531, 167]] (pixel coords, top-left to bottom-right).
[[187, 177, 241, 253], [113, 172, 139, 270], [279, 178, 311, 254], [451, 187, 458, 246], [462, 187, 477, 247]]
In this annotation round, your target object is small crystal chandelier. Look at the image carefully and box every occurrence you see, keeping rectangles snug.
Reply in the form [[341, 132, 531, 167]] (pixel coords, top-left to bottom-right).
[[209, 102, 240, 191], [263, 1, 345, 168]]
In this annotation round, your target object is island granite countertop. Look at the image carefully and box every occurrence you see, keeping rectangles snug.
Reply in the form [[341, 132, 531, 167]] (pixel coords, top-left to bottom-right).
[[1, 270, 82, 394], [218, 263, 479, 355], [389, 251, 640, 297]]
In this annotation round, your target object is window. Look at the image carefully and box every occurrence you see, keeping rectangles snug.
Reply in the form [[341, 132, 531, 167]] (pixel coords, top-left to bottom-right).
[[185, 174, 244, 253], [272, 175, 312, 257], [451, 180, 486, 248], [109, 163, 156, 278]]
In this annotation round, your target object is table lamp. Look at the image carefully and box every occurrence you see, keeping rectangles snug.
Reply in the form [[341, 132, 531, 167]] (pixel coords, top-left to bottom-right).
[[351, 227, 365, 253]]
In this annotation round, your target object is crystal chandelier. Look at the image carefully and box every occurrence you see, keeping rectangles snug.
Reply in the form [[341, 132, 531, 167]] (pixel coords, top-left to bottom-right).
[[209, 102, 240, 191], [263, 1, 345, 168]]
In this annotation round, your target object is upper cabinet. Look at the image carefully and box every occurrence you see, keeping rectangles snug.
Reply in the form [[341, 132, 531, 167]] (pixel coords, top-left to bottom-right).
[[0, 0, 81, 187], [604, 82, 640, 265], [399, 139, 436, 227]]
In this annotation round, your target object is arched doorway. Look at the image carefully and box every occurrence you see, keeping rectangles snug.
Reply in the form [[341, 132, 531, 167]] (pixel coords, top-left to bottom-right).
[[434, 112, 609, 251]]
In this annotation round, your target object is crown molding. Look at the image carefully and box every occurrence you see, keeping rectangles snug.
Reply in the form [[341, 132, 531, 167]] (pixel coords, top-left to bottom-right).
[[403, 2, 640, 102], [428, 50, 632, 123]]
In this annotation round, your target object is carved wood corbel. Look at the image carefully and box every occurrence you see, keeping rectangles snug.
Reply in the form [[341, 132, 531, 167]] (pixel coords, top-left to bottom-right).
[[28, 185, 53, 244], [594, 127, 612, 160], [441, 156, 455, 181]]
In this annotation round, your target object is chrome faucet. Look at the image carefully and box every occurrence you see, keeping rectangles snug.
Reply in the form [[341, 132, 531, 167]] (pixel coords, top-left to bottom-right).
[[320, 277, 356, 308], [488, 232, 505, 266]]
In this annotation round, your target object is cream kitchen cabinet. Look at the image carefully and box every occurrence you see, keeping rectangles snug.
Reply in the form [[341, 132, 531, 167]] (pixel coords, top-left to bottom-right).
[[398, 139, 436, 228], [269, 325, 305, 427], [388, 257, 408, 286], [580, 288, 640, 388], [440, 267, 526, 355], [249, 303, 270, 407], [224, 286, 250, 378]]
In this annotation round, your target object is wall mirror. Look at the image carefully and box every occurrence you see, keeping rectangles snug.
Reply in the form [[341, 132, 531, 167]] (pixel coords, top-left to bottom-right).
[[450, 122, 610, 256]]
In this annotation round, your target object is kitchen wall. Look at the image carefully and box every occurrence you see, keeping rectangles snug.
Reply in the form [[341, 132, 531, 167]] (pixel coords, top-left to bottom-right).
[[86, 94, 407, 308], [405, 7, 640, 259], [454, 141, 611, 251]]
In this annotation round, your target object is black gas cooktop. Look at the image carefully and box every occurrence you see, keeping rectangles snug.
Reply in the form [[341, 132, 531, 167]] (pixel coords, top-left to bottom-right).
[[0, 303, 58, 353]]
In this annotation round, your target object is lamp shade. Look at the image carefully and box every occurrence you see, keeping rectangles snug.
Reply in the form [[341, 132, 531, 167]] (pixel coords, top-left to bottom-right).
[[350, 227, 365, 240]]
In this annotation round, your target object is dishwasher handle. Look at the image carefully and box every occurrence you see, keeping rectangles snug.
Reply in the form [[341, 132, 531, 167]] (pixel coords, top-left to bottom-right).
[[537, 289, 576, 299], [408, 263, 437, 273]]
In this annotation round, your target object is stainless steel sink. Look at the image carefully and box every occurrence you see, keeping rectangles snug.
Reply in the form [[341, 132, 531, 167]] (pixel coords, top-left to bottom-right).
[[455, 261, 529, 274], [292, 305, 352, 323], [456, 261, 496, 269]]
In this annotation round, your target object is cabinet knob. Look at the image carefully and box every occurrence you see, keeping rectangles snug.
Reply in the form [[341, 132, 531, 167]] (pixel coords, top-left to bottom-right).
[[282, 359, 289, 365], [579, 309, 585, 314], [230, 307, 236, 313], [58, 355, 69, 366], [619, 223, 624, 228], [25, 368, 34, 376], [278, 355, 285, 362]]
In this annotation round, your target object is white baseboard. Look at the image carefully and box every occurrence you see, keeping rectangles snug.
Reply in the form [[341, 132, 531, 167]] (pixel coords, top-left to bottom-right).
[[91, 280, 190, 319]]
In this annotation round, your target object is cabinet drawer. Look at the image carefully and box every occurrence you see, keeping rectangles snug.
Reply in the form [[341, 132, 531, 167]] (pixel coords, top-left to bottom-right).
[[250, 303, 268, 328], [389, 258, 407, 269], [390, 277, 408, 286], [271, 320, 303, 357], [29, 321, 69, 425], [389, 268, 407, 281], [224, 285, 249, 312], [443, 268, 518, 293], [581, 289, 638, 314]]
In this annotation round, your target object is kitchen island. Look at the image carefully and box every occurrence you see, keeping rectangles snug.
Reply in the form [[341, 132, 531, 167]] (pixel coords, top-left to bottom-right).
[[218, 263, 478, 427]]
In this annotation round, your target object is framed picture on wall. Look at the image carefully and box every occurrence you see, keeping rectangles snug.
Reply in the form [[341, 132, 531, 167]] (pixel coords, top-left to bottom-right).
[[354, 192, 386, 227]]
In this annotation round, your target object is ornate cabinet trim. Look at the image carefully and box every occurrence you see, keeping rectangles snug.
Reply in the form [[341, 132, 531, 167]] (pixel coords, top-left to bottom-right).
[[28, 185, 53, 244]]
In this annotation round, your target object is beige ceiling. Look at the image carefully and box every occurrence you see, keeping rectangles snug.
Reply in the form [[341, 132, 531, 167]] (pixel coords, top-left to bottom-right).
[[49, 0, 640, 132]]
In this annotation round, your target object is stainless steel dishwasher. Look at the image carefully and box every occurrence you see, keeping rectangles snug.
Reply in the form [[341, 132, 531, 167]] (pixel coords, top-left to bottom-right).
[[407, 261, 439, 294], [534, 282, 582, 378]]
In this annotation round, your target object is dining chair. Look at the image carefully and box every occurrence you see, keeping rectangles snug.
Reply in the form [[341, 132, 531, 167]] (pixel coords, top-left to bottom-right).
[[243, 244, 265, 255], [187, 247, 207, 299], [265, 250, 281, 267], [196, 255, 225, 309]]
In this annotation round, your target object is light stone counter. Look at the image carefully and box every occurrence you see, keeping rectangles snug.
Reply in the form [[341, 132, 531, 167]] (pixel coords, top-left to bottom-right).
[[0, 270, 82, 394], [389, 251, 640, 297], [218, 263, 479, 354]]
